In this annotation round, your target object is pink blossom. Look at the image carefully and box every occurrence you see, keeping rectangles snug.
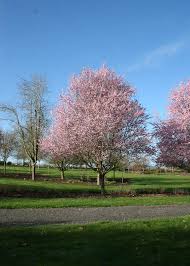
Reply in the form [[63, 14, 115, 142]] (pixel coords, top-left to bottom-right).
[[42, 66, 150, 193]]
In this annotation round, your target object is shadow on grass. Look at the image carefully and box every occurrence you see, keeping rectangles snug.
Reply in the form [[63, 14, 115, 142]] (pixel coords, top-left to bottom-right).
[[1, 218, 190, 266], [129, 177, 190, 186], [2, 180, 190, 198], [0, 184, 101, 198]]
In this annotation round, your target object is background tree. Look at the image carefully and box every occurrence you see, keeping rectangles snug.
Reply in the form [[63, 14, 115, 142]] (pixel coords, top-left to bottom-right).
[[0, 130, 16, 174], [154, 81, 190, 171], [50, 66, 151, 194], [0, 129, 2, 152], [169, 80, 190, 130], [41, 123, 71, 180], [128, 155, 150, 172], [154, 119, 190, 171], [0, 75, 48, 180], [14, 135, 28, 166]]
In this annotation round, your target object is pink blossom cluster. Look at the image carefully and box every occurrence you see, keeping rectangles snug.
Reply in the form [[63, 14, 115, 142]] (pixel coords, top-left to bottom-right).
[[169, 81, 190, 131]]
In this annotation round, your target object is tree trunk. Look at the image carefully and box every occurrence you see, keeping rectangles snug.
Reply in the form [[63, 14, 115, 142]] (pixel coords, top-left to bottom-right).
[[31, 163, 36, 181], [29, 162, 32, 174], [60, 169, 64, 180], [60, 161, 65, 180], [99, 173, 105, 195], [97, 172, 100, 185], [3, 160, 6, 175]]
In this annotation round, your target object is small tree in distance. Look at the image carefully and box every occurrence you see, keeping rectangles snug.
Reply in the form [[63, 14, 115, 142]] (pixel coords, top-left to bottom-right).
[[41, 123, 71, 180], [0, 130, 15, 175]]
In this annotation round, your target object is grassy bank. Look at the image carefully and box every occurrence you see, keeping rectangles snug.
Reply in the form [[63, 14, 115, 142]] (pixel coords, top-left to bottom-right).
[[1, 166, 190, 199], [1, 176, 190, 197]]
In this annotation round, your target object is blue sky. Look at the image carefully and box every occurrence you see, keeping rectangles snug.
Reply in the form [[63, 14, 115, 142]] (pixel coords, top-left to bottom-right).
[[1, 0, 190, 128]]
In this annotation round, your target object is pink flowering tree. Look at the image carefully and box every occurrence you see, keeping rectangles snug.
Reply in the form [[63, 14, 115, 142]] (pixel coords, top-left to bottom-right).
[[41, 107, 72, 179], [154, 81, 190, 170], [154, 119, 190, 170], [41, 133, 70, 180], [48, 66, 151, 194], [169, 81, 190, 130]]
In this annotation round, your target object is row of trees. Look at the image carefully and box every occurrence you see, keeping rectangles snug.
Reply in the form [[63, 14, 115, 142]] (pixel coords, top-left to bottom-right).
[[1, 66, 190, 193]]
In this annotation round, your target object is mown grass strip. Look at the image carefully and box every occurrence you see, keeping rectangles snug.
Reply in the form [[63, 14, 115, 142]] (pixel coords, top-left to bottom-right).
[[1, 195, 190, 208]]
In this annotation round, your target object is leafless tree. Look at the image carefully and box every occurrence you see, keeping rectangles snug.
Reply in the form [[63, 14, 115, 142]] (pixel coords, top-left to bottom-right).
[[0, 129, 2, 146], [0, 75, 48, 180], [14, 137, 28, 166], [0, 130, 16, 175]]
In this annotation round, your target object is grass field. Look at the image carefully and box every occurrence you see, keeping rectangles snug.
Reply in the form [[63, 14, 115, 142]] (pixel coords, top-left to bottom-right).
[[2, 176, 190, 197], [0, 165, 130, 178], [1, 165, 186, 180], [1, 168, 190, 194], [1, 216, 190, 266], [1, 166, 190, 265], [1, 166, 190, 207]]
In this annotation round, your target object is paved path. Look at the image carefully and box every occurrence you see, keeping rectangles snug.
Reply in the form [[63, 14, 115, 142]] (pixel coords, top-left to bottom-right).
[[1, 205, 190, 226]]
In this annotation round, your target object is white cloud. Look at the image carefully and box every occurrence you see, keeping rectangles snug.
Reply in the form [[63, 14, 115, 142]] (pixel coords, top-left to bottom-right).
[[127, 41, 185, 72]]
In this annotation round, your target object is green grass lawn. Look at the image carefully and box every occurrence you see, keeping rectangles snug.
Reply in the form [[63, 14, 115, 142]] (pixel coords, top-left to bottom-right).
[[1, 174, 190, 197], [0, 165, 130, 178], [0, 177, 99, 194], [1, 195, 190, 208], [2, 165, 187, 181], [2, 166, 190, 206], [1, 216, 190, 266]]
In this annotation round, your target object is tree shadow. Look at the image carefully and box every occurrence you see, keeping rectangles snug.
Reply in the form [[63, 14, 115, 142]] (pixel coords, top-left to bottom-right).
[[1, 220, 190, 266]]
